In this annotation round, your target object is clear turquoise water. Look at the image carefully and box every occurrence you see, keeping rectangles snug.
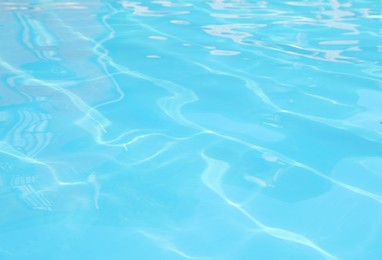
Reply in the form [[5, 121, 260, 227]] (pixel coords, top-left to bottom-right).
[[1, 0, 382, 259]]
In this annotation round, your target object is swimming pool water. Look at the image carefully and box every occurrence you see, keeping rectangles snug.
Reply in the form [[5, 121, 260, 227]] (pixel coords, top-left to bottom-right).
[[1, 0, 382, 259]]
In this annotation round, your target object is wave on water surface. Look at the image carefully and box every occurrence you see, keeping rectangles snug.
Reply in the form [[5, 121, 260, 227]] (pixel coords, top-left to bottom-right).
[[1, 1, 382, 259]]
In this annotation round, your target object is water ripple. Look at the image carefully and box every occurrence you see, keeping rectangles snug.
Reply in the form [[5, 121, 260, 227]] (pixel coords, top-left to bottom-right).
[[1, 0, 381, 258]]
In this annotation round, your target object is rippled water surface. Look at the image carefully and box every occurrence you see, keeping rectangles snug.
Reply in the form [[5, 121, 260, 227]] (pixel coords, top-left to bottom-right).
[[1, 0, 382, 259]]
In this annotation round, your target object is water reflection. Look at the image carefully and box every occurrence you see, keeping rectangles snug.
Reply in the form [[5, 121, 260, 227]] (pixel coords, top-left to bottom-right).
[[121, 1, 190, 16], [201, 0, 381, 63], [0, 2, 87, 11]]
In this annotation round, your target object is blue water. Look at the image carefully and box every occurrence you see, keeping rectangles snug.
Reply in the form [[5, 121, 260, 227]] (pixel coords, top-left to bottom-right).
[[1, 0, 382, 259]]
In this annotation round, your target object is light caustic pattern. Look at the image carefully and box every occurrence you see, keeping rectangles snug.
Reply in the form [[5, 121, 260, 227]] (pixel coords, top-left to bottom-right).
[[1, 0, 382, 259]]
